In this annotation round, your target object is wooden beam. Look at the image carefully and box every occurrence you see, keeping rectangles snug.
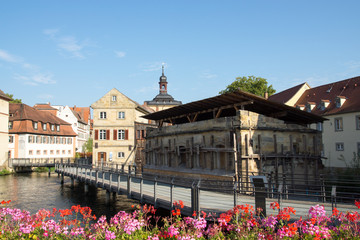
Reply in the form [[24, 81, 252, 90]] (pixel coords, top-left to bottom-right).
[[193, 113, 198, 122], [269, 111, 287, 118], [215, 109, 222, 118], [187, 115, 192, 122]]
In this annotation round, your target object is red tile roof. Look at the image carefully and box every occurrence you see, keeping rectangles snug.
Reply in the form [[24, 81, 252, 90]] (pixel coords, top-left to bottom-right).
[[72, 106, 91, 123], [9, 103, 76, 136], [0, 89, 12, 102], [295, 76, 360, 116]]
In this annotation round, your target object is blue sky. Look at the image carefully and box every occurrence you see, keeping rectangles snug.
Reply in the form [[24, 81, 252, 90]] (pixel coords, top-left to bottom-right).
[[1, 1, 360, 108]]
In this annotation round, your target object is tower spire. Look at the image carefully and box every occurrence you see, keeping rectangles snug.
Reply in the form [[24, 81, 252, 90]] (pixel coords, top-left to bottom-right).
[[159, 64, 168, 94]]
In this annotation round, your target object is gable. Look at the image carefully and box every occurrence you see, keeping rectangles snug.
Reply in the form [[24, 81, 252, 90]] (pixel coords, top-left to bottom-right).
[[91, 88, 138, 109]]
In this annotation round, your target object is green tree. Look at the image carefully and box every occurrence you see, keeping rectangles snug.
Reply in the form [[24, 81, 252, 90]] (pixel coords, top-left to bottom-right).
[[219, 76, 276, 97], [5, 93, 22, 103], [82, 138, 93, 153]]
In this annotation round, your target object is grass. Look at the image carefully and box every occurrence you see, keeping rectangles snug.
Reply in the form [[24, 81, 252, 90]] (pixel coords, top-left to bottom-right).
[[33, 167, 55, 172], [0, 169, 12, 176]]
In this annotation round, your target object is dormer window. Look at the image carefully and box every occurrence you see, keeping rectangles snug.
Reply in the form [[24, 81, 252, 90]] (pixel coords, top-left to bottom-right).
[[56, 125, 60, 132], [51, 124, 55, 131], [335, 96, 346, 108], [306, 102, 316, 112], [42, 123, 47, 131], [319, 100, 330, 111], [8, 121, 13, 130], [33, 122, 38, 130], [296, 105, 305, 110]]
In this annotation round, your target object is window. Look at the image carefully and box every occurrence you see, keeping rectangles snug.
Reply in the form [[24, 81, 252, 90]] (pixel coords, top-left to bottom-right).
[[50, 136, 54, 144], [118, 152, 125, 158], [28, 135, 33, 143], [56, 125, 60, 132], [316, 123, 323, 132], [356, 116, 360, 130], [100, 112, 107, 119], [118, 111, 125, 119], [62, 150, 65, 154], [50, 150, 54, 155], [36, 136, 40, 143], [336, 143, 344, 151], [51, 124, 55, 131], [33, 122, 38, 130], [43, 150, 47, 155], [9, 136, 13, 143], [8, 121, 13, 130], [56, 150, 60, 154], [118, 130, 125, 140], [100, 130, 106, 140], [68, 150, 71, 154], [334, 118, 343, 131], [42, 123, 47, 131], [36, 150, 41, 155], [29, 150, 33, 155], [112, 95, 117, 102]]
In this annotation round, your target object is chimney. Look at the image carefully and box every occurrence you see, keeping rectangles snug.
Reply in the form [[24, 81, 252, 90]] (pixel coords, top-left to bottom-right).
[[264, 92, 269, 99]]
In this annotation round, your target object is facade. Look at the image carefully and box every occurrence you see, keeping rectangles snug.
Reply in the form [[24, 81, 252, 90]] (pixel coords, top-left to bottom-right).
[[143, 90, 325, 188], [91, 88, 154, 166], [0, 90, 11, 167], [269, 76, 360, 168], [34, 104, 91, 153], [8, 103, 77, 160], [144, 66, 182, 112]]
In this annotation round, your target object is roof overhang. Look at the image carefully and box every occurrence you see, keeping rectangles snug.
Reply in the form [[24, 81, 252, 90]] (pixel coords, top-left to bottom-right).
[[143, 90, 326, 125]]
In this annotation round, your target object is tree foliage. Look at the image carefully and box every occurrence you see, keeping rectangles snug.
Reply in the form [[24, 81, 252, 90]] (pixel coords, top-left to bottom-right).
[[5, 93, 22, 103], [82, 138, 93, 153], [219, 76, 276, 97]]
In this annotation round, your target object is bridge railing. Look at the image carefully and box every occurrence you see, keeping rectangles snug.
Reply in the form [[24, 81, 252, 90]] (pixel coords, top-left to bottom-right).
[[9, 158, 74, 168]]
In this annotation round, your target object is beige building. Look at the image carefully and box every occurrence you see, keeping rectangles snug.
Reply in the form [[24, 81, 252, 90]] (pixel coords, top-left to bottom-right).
[[91, 88, 153, 166], [143, 90, 325, 188], [144, 66, 182, 112], [269, 76, 360, 168], [0, 90, 11, 167]]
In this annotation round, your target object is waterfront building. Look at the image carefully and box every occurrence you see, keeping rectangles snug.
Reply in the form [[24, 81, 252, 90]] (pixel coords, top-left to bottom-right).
[[0, 90, 11, 167], [143, 90, 325, 189], [8, 103, 77, 160], [34, 104, 91, 153], [91, 88, 154, 166], [269, 76, 360, 169]]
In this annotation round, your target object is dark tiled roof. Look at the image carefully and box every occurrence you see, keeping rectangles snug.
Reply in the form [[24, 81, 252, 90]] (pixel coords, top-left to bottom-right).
[[9, 103, 76, 136], [295, 76, 360, 116], [144, 90, 325, 125], [0, 90, 12, 101], [268, 83, 308, 104]]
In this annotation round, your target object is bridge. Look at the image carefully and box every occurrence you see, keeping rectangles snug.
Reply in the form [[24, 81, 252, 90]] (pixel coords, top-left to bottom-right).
[[55, 163, 358, 219]]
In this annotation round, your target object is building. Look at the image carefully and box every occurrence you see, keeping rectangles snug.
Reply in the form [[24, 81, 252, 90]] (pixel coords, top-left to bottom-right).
[[144, 65, 182, 112], [34, 104, 91, 153], [91, 88, 154, 166], [143, 90, 325, 189], [8, 103, 77, 160], [269, 76, 360, 169], [0, 90, 11, 167]]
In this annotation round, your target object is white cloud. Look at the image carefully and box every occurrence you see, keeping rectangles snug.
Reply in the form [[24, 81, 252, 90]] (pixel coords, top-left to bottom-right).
[[115, 51, 126, 58], [0, 49, 21, 63], [37, 94, 54, 99], [44, 29, 93, 59], [140, 62, 166, 72], [14, 73, 56, 86], [200, 72, 217, 79]]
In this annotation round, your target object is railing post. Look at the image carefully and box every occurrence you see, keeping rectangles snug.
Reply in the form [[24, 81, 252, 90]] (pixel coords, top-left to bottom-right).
[[109, 173, 112, 191], [117, 173, 121, 193], [140, 177, 144, 203], [331, 185, 337, 212], [278, 183, 283, 211], [102, 171, 105, 188], [154, 177, 158, 208], [233, 181, 238, 207], [170, 178, 174, 210], [321, 175, 326, 203], [191, 180, 200, 217], [127, 173, 131, 198], [95, 170, 98, 186]]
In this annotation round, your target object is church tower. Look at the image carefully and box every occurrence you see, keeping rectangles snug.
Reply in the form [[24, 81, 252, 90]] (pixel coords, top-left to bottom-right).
[[144, 64, 182, 112]]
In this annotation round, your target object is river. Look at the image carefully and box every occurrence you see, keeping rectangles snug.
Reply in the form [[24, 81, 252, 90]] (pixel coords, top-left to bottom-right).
[[0, 172, 140, 220]]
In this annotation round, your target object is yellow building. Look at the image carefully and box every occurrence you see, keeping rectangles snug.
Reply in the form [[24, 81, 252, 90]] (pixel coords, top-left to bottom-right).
[[91, 88, 153, 166], [0, 90, 11, 167], [269, 76, 360, 169]]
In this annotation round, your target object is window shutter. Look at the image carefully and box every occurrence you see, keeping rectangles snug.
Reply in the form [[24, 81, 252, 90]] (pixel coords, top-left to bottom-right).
[[95, 130, 98, 140], [106, 130, 110, 140], [98, 152, 101, 162], [125, 129, 129, 140], [113, 129, 117, 140]]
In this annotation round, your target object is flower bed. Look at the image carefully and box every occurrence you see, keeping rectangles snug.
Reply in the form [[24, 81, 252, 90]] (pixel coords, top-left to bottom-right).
[[0, 199, 360, 239]]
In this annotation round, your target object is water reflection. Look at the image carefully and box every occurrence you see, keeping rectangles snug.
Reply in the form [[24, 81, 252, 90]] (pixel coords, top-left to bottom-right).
[[0, 172, 139, 220]]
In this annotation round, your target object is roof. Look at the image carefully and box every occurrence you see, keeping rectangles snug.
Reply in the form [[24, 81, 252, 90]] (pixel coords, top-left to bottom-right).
[[9, 103, 77, 136], [145, 93, 182, 106], [143, 90, 326, 125], [72, 106, 91, 123], [33, 103, 57, 111], [0, 90, 12, 102], [268, 83, 309, 104], [295, 76, 360, 116]]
